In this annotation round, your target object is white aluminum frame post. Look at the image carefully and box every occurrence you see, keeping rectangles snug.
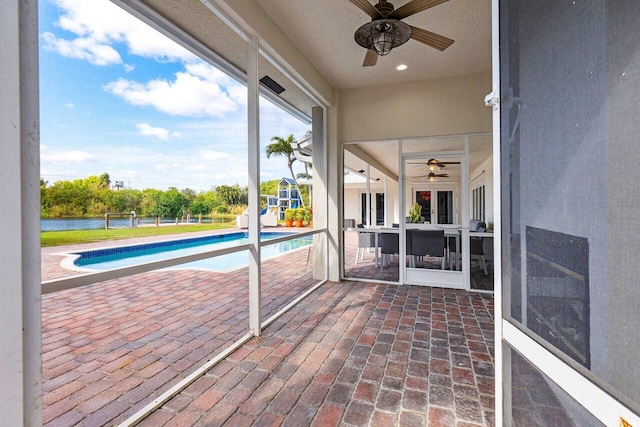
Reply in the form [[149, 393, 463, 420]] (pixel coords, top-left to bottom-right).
[[0, 0, 42, 424], [247, 37, 261, 336]]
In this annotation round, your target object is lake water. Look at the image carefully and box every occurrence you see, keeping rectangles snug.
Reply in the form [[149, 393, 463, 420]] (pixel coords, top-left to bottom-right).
[[41, 218, 188, 231]]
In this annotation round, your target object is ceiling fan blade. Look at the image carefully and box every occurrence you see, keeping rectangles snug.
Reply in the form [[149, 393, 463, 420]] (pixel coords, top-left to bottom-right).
[[389, 0, 449, 20], [410, 26, 455, 51], [347, 0, 381, 18], [363, 49, 378, 67], [437, 174, 449, 177]]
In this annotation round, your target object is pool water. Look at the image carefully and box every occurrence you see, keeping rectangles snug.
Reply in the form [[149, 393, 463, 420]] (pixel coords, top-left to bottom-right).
[[70, 232, 312, 272]]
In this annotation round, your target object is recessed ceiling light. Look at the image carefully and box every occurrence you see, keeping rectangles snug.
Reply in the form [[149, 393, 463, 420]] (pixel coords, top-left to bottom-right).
[[396, 64, 408, 71]]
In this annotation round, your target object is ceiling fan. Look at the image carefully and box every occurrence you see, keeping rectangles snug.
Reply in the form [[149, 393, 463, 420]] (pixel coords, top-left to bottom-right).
[[409, 158, 460, 171], [415, 171, 449, 181], [348, 0, 455, 67]]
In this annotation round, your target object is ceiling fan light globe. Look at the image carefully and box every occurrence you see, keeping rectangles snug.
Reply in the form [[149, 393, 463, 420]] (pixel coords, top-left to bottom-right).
[[371, 23, 395, 55], [355, 19, 412, 54]]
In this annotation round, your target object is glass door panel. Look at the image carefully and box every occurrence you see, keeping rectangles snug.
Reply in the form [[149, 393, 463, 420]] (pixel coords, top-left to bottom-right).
[[414, 190, 432, 223], [375, 193, 384, 225], [436, 190, 454, 224], [360, 193, 368, 225]]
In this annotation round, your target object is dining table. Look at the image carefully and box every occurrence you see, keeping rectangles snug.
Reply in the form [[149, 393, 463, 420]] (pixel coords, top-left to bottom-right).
[[347, 225, 464, 270]]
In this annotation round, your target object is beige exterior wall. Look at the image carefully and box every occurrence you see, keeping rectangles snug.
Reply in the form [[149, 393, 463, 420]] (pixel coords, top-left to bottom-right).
[[337, 72, 492, 142]]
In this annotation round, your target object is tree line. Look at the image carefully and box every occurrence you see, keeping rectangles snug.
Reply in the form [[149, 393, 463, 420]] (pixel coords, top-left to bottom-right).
[[40, 173, 257, 218], [41, 134, 312, 218]]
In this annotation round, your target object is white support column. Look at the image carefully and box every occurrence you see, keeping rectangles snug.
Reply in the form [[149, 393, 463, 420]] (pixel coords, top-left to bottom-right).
[[492, 0, 504, 422], [326, 103, 341, 282], [384, 176, 388, 227], [0, 0, 42, 424], [398, 140, 405, 284], [247, 37, 261, 336], [365, 165, 371, 227], [461, 136, 471, 290], [311, 106, 326, 280]]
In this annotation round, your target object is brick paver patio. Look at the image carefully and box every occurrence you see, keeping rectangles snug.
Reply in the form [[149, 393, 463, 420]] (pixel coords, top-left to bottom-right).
[[142, 282, 495, 427], [41, 229, 495, 426]]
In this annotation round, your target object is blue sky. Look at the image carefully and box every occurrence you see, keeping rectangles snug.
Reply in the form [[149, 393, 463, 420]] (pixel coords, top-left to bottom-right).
[[38, 0, 311, 191]]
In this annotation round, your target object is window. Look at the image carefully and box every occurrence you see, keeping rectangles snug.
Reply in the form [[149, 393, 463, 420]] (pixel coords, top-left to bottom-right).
[[472, 184, 485, 222]]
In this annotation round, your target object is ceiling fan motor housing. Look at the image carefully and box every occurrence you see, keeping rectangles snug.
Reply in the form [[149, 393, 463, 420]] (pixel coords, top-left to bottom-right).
[[375, 0, 395, 16]]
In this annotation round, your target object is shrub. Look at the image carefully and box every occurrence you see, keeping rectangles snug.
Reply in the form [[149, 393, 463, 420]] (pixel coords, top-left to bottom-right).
[[293, 208, 305, 221], [284, 208, 296, 221]]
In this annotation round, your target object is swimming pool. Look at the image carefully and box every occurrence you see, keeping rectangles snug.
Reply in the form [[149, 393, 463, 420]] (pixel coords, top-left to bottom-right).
[[64, 232, 312, 272]]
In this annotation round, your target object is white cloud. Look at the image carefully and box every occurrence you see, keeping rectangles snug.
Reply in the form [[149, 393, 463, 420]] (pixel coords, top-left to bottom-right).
[[65, 103, 75, 109], [172, 131, 183, 138], [136, 123, 170, 140], [199, 150, 231, 161], [41, 145, 96, 166], [123, 64, 135, 73], [42, 31, 122, 66], [47, 0, 195, 64], [104, 63, 240, 117]]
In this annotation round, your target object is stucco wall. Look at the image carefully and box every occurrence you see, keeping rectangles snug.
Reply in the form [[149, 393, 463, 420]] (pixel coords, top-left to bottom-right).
[[337, 72, 492, 142]]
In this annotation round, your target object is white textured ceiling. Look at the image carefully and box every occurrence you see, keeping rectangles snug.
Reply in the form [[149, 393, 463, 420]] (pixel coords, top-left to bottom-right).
[[257, 0, 492, 89]]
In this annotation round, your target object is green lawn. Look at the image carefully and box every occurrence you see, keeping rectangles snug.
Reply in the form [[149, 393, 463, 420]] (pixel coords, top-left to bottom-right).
[[41, 223, 235, 247]]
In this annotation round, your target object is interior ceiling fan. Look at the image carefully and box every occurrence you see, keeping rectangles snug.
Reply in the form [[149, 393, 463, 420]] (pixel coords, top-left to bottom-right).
[[415, 171, 449, 181], [409, 158, 460, 170], [348, 0, 455, 67]]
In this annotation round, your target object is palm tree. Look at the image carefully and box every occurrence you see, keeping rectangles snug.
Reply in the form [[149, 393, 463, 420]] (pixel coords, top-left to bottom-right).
[[266, 134, 305, 207]]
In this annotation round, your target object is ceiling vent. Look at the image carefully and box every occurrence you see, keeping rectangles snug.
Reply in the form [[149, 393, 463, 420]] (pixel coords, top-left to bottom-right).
[[259, 75, 285, 95]]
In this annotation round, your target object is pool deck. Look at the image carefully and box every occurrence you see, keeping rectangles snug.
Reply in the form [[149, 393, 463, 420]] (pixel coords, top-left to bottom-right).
[[41, 227, 495, 426]]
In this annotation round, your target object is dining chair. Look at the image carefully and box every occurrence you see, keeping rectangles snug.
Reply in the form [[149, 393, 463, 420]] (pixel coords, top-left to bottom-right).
[[470, 237, 488, 275], [446, 234, 489, 274], [410, 229, 445, 269], [380, 232, 399, 270], [355, 227, 376, 264]]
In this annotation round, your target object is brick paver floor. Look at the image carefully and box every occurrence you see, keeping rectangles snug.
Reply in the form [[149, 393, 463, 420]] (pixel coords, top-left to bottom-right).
[[138, 283, 495, 426], [41, 228, 317, 426], [41, 228, 495, 426]]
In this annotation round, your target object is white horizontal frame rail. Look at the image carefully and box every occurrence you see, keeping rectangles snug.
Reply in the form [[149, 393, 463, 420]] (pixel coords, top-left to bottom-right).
[[42, 230, 326, 295], [41, 243, 252, 295], [503, 321, 640, 426], [259, 228, 324, 246]]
